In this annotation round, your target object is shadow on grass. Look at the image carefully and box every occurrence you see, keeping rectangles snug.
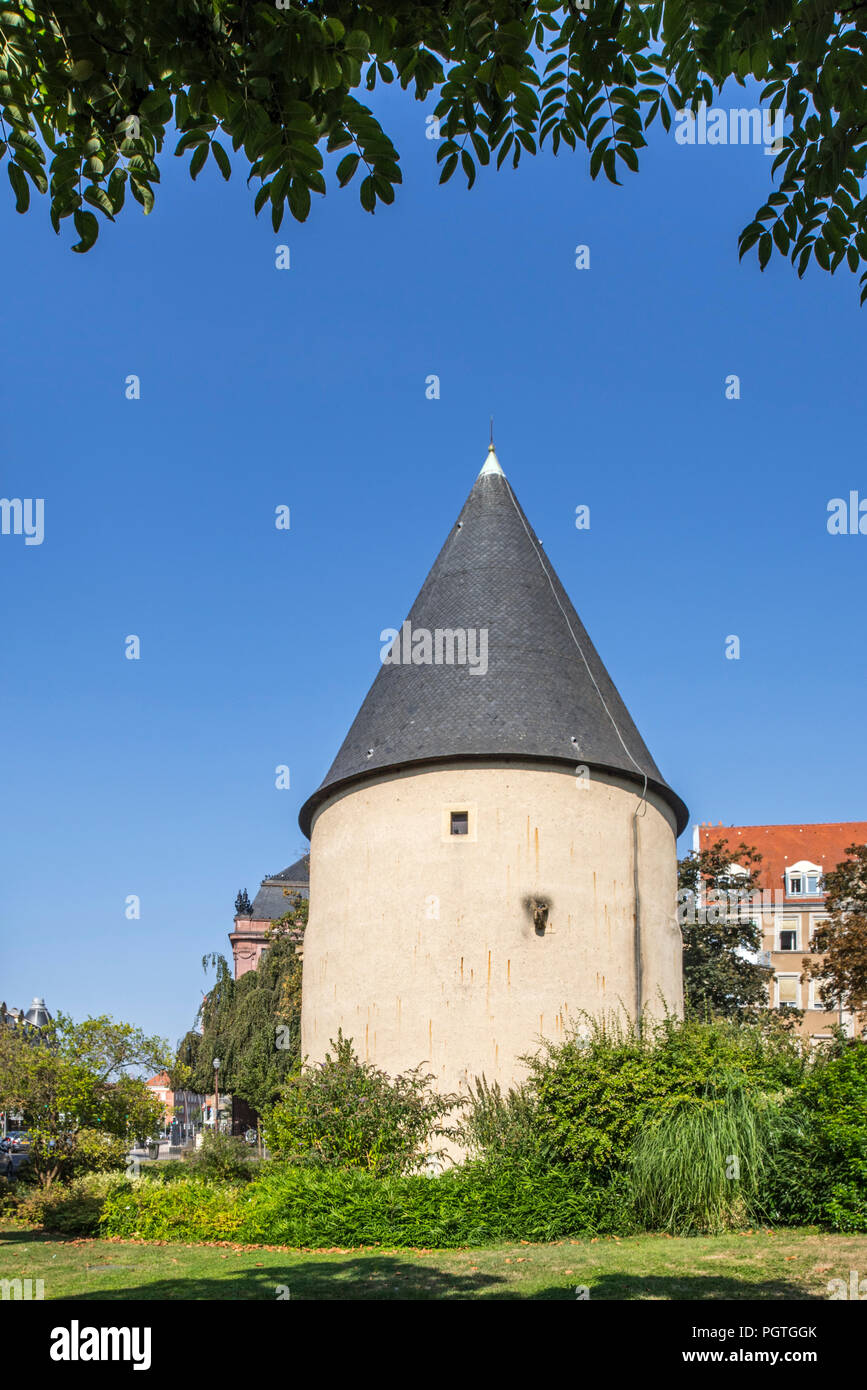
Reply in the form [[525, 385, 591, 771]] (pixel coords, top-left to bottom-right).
[[65, 1258, 509, 1301], [62, 1265, 820, 1302], [525, 1274, 824, 1302], [0, 1228, 825, 1301]]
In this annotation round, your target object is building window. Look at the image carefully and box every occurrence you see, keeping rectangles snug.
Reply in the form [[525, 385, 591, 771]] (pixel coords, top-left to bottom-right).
[[785, 862, 823, 898], [450, 811, 469, 836], [776, 975, 800, 1008], [779, 929, 798, 952]]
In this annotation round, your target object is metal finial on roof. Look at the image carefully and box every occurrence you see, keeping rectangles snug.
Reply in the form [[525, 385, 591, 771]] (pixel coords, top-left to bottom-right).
[[479, 422, 504, 477]]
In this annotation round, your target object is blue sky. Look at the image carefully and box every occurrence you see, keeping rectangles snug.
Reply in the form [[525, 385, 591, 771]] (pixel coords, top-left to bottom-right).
[[2, 80, 865, 1049]]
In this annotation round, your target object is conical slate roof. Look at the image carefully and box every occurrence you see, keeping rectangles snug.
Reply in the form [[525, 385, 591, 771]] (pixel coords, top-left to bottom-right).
[[298, 448, 687, 836]]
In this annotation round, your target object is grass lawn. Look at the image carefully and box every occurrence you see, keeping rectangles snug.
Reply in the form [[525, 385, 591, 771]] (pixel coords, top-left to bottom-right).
[[1, 1221, 864, 1299]]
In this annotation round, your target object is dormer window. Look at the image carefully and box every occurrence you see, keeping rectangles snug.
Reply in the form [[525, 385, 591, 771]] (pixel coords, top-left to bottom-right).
[[785, 861, 823, 898]]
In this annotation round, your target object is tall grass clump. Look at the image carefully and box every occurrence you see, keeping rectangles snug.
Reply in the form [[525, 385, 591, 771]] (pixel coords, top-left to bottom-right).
[[629, 1087, 774, 1234]]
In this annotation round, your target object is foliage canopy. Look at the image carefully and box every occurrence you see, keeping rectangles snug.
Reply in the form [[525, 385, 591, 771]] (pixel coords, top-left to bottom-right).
[[3, 2, 867, 295]]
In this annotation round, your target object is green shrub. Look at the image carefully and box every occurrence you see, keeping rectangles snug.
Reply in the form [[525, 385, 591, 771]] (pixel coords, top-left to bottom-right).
[[182, 1131, 256, 1183], [765, 1041, 867, 1231], [460, 1077, 541, 1163], [12, 1173, 126, 1236], [264, 1031, 463, 1176], [98, 1159, 632, 1247], [16, 1127, 130, 1189], [529, 1013, 806, 1177], [100, 1177, 247, 1241]]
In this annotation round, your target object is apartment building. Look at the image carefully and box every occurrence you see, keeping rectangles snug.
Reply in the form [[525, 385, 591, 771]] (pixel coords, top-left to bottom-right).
[[694, 820, 867, 1040]]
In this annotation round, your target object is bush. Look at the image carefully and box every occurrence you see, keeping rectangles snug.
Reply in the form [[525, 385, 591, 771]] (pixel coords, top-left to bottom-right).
[[460, 1077, 541, 1163], [100, 1177, 247, 1241], [182, 1131, 256, 1183], [528, 1013, 806, 1177], [264, 1031, 463, 1176], [17, 1126, 130, 1189], [765, 1041, 867, 1231], [246, 1159, 634, 1246], [12, 1173, 126, 1236], [98, 1158, 633, 1247]]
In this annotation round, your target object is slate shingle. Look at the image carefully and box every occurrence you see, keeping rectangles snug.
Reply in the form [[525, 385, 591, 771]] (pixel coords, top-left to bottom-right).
[[299, 457, 687, 836]]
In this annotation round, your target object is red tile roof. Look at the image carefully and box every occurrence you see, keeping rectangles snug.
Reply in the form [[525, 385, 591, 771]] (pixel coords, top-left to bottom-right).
[[696, 822, 867, 893]]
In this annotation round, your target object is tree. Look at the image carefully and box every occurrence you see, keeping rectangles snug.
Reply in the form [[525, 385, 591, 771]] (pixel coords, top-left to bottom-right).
[[803, 842, 867, 1025], [3, 2, 867, 296], [0, 1012, 168, 1187], [185, 890, 307, 1116], [678, 838, 778, 1020]]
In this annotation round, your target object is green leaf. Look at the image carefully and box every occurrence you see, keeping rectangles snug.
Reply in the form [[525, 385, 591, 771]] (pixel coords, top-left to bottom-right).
[[107, 168, 127, 214], [438, 152, 458, 184], [7, 161, 29, 213], [359, 175, 376, 212], [189, 144, 208, 180], [336, 153, 360, 187], [130, 178, 154, 214], [71, 208, 99, 252], [287, 179, 311, 221], [211, 141, 231, 181], [84, 185, 114, 219], [757, 232, 773, 270]]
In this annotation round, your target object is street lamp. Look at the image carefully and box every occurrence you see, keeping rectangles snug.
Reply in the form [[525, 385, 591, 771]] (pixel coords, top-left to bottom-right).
[[212, 1058, 220, 1133]]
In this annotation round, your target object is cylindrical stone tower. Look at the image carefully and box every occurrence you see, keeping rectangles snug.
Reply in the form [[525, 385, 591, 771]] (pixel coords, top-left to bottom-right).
[[299, 445, 687, 1097]]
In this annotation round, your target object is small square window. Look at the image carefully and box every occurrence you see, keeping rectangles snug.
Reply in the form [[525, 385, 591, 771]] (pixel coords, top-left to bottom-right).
[[450, 811, 469, 836]]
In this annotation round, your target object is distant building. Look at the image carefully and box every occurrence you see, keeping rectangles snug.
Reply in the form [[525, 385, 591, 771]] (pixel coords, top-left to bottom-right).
[[695, 821, 867, 1039], [229, 856, 308, 979], [1, 997, 52, 1028], [145, 1071, 204, 1137]]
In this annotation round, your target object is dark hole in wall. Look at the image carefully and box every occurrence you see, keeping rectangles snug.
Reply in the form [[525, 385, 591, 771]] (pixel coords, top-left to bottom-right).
[[522, 896, 551, 935]]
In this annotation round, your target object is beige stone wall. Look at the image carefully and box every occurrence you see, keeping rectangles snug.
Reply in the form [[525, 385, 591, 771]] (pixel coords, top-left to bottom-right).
[[300, 760, 682, 1097]]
